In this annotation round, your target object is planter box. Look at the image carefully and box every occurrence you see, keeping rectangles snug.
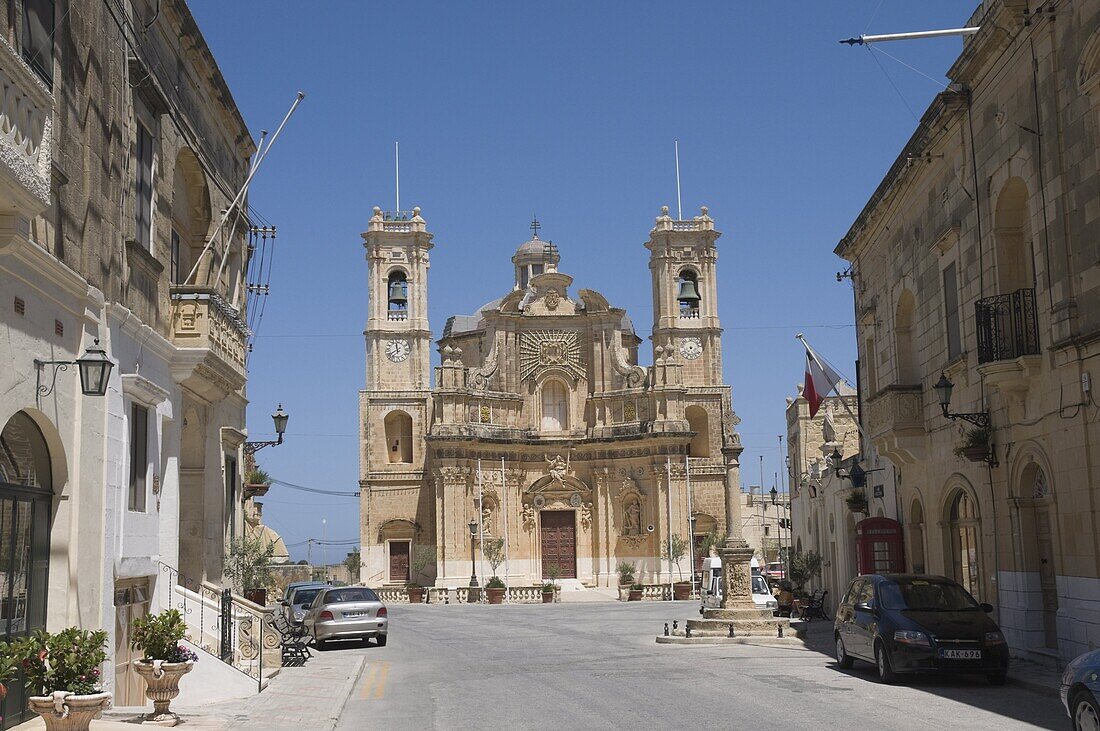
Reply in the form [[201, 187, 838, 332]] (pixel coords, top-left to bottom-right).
[[407, 587, 425, 603], [960, 445, 991, 463], [29, 691, 112, 731], [542, 591, 554, 604], [486, 587, 506, 604], [673, 582, 692, 601], [628, 589, 642, 602]]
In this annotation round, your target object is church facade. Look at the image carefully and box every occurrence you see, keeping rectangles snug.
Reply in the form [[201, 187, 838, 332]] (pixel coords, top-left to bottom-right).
[[358, 205, 744, 588]]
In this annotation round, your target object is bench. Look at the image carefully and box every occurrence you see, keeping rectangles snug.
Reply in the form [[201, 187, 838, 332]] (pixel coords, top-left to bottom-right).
[[271, 612, 311, 666], [798, 589, 830, 622]]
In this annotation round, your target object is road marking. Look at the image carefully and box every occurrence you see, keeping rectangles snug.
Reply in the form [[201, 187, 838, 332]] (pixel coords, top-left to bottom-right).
[[359, 662, 390, 700]]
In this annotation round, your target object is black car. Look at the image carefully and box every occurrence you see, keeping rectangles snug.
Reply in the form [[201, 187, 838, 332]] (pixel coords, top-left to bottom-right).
[[833, 574, 1010, 685]]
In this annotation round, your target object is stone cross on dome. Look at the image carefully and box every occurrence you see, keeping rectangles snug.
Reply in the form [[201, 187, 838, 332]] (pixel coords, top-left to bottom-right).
[[530, 217, 541, 239]]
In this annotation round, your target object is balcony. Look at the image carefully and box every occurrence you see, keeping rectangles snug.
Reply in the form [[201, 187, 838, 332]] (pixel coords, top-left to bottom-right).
[[865, 385, 925, 465], [976, 288, 1040, 364], [0, 37, 53, 250], [170, 286, 249, 400], [975, 288, 1042, 421]]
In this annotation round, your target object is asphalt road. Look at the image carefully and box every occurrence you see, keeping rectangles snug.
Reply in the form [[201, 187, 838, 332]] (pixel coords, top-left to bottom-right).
[[326, 600, 1064, 731]]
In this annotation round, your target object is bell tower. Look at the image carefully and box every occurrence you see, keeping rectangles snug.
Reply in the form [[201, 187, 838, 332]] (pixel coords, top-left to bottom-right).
[[362, 206, 433, 390], [646, 205, 723, 386]]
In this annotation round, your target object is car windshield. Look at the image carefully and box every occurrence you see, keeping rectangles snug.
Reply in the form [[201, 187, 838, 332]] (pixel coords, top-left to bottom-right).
[[752, 576, 769, 594], [292, 588, 323, 606], [324, 588, 379, 604], [879, 580, 980, 611]]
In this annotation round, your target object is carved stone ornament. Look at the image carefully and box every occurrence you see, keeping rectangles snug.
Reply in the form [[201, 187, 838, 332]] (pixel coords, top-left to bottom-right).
[[545, 453, 570, 485], [469, 331, 500, 390], [545, 288, 561, 310], [532, 494, 546, 509], [519, 330, 584, 382], [580, 501, 593, 530], [623, 402, 637, 421], [479, 404, 491, 423], [522, 503, 536, 531], [610, 333, 646, 388], [569, 493, 582, 508]]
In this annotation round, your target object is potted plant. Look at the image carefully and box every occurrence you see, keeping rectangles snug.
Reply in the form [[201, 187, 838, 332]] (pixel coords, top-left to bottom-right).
[[617, 561, 636, 601], [15, 628, 110, 731], [407, 545, 436, 603], [664, 533, 691, 600], [224, 533, 276, 606], [543, 564, 561, 603], [628, 582, 644, 602], [130, 609, 197, 725], [245, 467, 271, 490], [483, 538, 507, 604], [954, 426, 993, 463], [845, 490, 869, 515], [541, 581, 556, 603]]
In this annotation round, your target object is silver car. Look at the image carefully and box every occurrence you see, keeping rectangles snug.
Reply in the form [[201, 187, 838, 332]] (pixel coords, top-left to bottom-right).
[[303, 586, 388, 647], [282, 584, 329, 626]]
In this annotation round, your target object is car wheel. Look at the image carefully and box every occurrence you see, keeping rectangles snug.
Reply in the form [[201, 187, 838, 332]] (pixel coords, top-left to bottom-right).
[[836, 636, 854, 669], [1072, 689, 1100, 731], [874, 641, 896, 684], [376, 634, 388, 647], [313, 632, 326, 650], [986, 671, 1007, 686]]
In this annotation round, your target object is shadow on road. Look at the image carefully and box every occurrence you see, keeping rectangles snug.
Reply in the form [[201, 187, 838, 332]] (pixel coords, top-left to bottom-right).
[[311, 637, 383, 652], [795, 620, 1062, 730]]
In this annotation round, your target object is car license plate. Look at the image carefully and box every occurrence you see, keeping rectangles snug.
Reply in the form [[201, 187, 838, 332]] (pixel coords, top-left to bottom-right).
[[940, 649, 981, 660], [343, 611, 366, 618]]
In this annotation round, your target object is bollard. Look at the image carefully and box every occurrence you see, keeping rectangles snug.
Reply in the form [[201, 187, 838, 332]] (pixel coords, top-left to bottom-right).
[[664, 623, 669, 636], [685, 626, 692, 638], [778, 624, 784, 638], [672, 620, 678, 631], [728, 624, 735, 638]]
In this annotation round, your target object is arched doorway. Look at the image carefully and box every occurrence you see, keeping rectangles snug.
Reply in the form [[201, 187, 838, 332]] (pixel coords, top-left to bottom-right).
[[947, 489, 982, 598], [0, 412, 54, 727], [1016, 459, 1059, 649]]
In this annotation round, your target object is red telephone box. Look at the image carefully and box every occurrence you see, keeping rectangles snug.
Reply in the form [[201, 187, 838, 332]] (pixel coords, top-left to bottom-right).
[[855, 517, 905, 575]]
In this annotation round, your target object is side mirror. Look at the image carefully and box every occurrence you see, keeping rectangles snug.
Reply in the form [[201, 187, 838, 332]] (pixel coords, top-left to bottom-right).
[[980, 602, 994, 613], [855, 601, 873, 613], [279, 600, 289, 607]]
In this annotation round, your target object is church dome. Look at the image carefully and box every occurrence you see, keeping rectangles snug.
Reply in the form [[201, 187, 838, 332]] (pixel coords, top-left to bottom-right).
[[515, 237, 545, 257]]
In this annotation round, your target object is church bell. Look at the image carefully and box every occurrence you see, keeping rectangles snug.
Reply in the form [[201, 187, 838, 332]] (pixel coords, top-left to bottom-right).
[[388, 280, 408, 305], [677, 279, 701, 303]]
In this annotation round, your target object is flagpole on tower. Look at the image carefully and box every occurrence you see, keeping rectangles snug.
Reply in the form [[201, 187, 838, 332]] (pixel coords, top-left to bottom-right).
[[395, 141, 400, 212], [674, 140, 683, 221], [796, 333, 869, 442]]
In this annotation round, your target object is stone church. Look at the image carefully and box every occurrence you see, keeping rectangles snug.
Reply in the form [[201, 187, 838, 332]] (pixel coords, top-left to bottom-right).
[[359, 205, 745, 588]]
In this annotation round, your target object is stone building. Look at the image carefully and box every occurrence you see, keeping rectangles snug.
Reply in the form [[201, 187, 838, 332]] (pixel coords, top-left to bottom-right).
[[786, 385, 900, 612], [737, 488, 791, 568], [0, 0, 261, 719], [835, 0, 1100, 663], [359, 206, 745, 589]]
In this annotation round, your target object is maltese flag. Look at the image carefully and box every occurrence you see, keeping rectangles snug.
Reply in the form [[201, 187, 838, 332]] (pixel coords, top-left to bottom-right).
[[801, 336, 844, 418]]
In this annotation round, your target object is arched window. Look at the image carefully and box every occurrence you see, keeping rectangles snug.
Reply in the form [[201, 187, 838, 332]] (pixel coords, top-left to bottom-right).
[[0, 410, 53, 716], [540, 380, 569, 431], [387, 271, 408, 320], [384, 411, 413, 464], [993, 178, 1035, 294], [894, 290, 918, 384], [908, 499, 926, 574], [677, 270, 700, 318], [948, 490, 981, 597], [685, 406, 710, 457]]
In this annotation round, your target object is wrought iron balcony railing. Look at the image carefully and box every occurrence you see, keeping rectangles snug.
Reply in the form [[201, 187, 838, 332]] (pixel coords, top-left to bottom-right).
[[975, 287, 1040, 364]]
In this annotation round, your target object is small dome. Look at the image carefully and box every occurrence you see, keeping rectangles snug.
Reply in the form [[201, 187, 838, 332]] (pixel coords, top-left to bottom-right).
[[515, 237, 547, 258]]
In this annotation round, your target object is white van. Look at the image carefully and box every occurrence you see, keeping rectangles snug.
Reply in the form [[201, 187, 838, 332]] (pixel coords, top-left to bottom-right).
[[700, 555, 778, 612]]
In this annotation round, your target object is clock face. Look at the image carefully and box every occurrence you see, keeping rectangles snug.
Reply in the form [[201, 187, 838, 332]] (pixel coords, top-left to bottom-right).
[[386, 339, 411, 363], [679, 337, 703, 360]]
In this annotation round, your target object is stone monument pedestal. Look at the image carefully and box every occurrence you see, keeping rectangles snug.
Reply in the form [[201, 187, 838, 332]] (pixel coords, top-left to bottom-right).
[[656, 543, 803, 646]]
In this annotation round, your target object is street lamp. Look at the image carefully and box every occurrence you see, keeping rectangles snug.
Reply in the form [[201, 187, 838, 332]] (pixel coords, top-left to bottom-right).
[[933, 373, 990, 428], [244, 404, 290, 455], [35, 339, 115, 406], [467, 519, 479, 589], [829, 447, 868, 487]]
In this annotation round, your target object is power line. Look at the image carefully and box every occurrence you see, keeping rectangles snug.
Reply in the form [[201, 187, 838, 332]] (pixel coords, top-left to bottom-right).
[[271, 478, 359, 497]]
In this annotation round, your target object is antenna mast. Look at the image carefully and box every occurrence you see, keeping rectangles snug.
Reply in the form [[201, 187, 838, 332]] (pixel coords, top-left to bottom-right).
[[395, 141, 400, 212], [674, 140, 683, 220]]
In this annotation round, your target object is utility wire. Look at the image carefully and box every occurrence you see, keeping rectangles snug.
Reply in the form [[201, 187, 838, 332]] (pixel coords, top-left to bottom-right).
[[271, 478, 359, 497]]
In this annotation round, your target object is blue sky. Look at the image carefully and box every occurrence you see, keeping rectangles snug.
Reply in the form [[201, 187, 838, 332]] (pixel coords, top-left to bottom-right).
[[190, 1, 970, 562]]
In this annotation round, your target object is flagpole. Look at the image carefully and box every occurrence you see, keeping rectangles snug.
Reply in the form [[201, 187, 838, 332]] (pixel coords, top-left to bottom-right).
[[666, 457, 674, 599], [478, 459, 485, 602], [796, 333, 870, 442], [501, 457, 510, 592]]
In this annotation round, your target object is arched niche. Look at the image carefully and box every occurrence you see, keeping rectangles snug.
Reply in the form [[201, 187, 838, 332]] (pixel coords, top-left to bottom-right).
[[894, 289, 919, 384], [993, 177, 1035, 294], [539, 378, 569, 432], [384, 410, 413, 464], [170, 147, 211, 285], [685, 405, 710, 457]]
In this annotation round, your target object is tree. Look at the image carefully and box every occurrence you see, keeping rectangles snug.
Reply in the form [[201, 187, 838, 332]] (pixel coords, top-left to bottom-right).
[[223, 534, 276, 592], [409, 545, 437, 587], [787, 550, 823, 595], [483, 537, 506, 579], [344, 550, 361, 579], [696, 528, 722, 559], [662, 533, 689, 582]]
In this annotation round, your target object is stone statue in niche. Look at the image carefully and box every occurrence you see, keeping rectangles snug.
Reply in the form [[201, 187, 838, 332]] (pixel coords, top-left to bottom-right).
[[522, 503, 536, 531], [482, 505, 494, 535], [624, 497, 641, 536]]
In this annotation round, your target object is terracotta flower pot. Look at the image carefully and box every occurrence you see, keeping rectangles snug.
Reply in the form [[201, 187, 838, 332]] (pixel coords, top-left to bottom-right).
[[486, 587, 506, 605], [673, 582, 692, 601], [542, 590, 554, 604], [134, 659, 194, 725], [628, 589, 642, 601], [407, 587, 425, 603], [28, 691, 112, 731]]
